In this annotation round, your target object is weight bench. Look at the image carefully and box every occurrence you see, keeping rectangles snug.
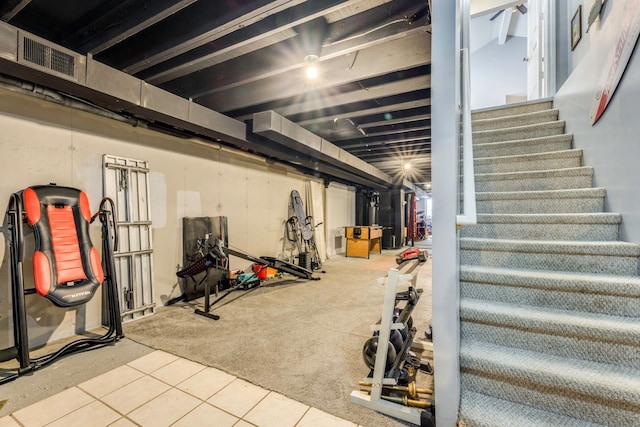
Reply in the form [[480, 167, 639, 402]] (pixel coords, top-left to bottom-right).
[[0, 185, 123, 384]]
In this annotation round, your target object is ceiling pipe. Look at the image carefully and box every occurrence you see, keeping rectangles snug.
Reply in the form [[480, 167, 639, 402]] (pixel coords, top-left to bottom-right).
[[0, 73, 145, 128]]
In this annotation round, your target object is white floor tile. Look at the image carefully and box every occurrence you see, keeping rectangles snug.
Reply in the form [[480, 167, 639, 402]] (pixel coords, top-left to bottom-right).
[[0, 416, 20, 427], [243, 392, 308, 427], [12, 387, 94, 427], [149, 357, 206, 386], [172, 402, 238, 427], [296, 408, 357, 427], [127, 388, 200, 427], [107, 418, 138, 427], [78, 365, 145, 398], [45, 400, 120, 427], [206, 379, 268, 418], [4, 350, 366, 427], [100, 375, 170, 415], [176, 366, 236, 400], [127, 350, 179, 374]]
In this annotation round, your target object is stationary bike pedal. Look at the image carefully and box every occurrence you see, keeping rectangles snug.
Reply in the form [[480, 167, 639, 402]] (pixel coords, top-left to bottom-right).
[[405, 355, 421, 369], [419, 361, 433, 375]]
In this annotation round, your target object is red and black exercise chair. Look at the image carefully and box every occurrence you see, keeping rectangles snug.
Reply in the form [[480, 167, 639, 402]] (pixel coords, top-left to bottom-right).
[[1, 184, 123, 384]]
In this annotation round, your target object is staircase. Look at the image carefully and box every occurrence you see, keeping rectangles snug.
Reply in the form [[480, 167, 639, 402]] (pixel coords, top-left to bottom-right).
[[458, 100, 640, 426]]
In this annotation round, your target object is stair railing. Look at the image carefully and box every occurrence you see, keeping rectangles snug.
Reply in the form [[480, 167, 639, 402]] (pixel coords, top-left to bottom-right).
[[456, 1, 477, 226]]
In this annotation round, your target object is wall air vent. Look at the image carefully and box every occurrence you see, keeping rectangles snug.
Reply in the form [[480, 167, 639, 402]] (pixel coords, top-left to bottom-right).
[[18, 32, 78, 80]]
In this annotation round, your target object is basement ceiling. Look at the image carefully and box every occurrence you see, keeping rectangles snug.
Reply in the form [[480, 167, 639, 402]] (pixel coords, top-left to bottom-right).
[[1, 0, 432, 190]]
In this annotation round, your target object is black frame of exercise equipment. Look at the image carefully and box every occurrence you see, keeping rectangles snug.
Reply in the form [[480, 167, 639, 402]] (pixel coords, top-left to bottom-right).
[[176, 237, 318, 321], [0, 190, 123, 384]]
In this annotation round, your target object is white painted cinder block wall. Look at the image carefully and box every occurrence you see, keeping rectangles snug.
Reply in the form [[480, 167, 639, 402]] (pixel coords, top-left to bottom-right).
[[0, 87, 355, 347], [325, 182, 356, 258]]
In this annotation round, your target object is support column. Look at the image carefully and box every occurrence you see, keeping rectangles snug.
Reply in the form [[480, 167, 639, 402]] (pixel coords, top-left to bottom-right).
[[431, 0, 462, 425], [379, 188, 405, 249]]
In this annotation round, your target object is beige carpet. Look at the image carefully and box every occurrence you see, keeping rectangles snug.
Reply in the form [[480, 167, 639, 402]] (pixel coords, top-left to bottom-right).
[[123, 250, 433, 427]]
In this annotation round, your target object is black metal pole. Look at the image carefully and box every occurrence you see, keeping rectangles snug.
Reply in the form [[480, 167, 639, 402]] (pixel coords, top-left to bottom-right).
[[100, 200, 124, 339], [7, 193, 32, 372]]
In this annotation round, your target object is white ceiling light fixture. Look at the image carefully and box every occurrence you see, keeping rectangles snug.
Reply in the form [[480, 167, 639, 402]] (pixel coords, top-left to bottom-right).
[[304, 54, 319, 79], [300, 17, 327, 81]]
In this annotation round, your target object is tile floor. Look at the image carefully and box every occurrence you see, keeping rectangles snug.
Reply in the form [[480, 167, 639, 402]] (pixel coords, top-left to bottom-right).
[[0, 350, 360, 427]]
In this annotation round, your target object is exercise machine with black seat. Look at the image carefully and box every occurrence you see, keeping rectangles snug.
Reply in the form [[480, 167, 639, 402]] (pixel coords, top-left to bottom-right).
[[0, 184, 123, 384], [176, 236, 318, 320]]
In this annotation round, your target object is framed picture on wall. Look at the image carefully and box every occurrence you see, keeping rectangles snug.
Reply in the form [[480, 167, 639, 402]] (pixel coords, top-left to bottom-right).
[[571, 5, 582, 50]]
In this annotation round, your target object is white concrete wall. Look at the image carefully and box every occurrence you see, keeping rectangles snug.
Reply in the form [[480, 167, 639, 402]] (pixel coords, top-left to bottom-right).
[[555, 0, 640, 243], [0, 87, 351, 347], [325, 182, 356, 257]]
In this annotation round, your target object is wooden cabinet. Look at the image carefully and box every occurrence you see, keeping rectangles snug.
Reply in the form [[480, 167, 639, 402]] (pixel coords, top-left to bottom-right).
[[345, 226, 383, 258]]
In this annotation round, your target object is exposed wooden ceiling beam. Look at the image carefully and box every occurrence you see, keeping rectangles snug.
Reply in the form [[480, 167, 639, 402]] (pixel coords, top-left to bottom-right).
[[122, 0, 312, 74], [162, 22, 429, 100], [349, 140, 431, 156], [330, 124, 431, 141], [359, 113, 431, 128], [297, 98, 430, 127], [338, 136, 430, 150], [1, 0, 31, 21], [146, 29, 298, 85], [129, 0, 410, 80], [143, 0, 428, 85], [146, 0, 424, 86], [63, 0, 199, 54], [195, 31, 430, 113], [372, 155, 432, 165], [234, 74, 430, 122]]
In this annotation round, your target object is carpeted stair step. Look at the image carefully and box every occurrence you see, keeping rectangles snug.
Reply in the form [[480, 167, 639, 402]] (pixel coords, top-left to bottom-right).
[[459, 100, 640, 427], [473, 149, 582, 174], [459, 390, 603, 427], [459, 237, 640, 275], [460, 340, 640, 426], [472, 109, 560, 132], [473, 121, 565, 144], [473, 134, 573, 158], [460, 298, 640, 369], [476, 188, 605, 214], [460, 265, 640, 316], [472, 100, 554, 120], [474, 166, 593, 192], [460, 213, 621, 241]]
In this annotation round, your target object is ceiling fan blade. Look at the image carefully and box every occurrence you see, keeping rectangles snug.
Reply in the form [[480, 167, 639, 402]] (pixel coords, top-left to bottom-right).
[[489, 9, 505, 21]]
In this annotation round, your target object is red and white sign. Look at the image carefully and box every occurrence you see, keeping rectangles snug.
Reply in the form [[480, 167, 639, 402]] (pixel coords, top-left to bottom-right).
[[589, 0, 640, 125]]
